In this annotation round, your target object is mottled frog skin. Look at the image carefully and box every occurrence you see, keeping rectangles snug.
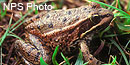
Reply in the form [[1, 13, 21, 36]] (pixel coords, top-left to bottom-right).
[[15, 3, 113, 65]]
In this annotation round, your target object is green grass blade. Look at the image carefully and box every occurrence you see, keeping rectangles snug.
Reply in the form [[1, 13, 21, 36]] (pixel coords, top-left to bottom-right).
[[40, 57, 48, 65], [0, 14, 12, 46], [10, 0, 49, 32], [51, 2, 58, 10], [0, 4, 3, 13], [58, 0, 63, 9], [61, 53, 70, 65], [124, 40, 130, 49], [117, 0, 121, 9], [89, 0, 130, 17], [0, 0, 6, 3], [7, 33, 22, 40], [1, 8, 7, 18], [100, 26, 110, 37], [0, 4, 7, 18], [120, 16, 130, 19], [75, 49, 83, 65], [110, 39, 129, 65], [119, 40, 130, 64], [40, 0, 49, 5], [126, 0, 130, 11], [34, 0, 38, 14], [83, 62, 88, 65], [108, 1, 116, 10], [116, 22, 130, 31], [102, 56, 116, 65], [51, 2, 56, 9], [10, 9, 33, 32], [11, 20, 25, 32], [52, 45, 59, 65], [104, 34, 118, 38], [111, 56, 116, 65]]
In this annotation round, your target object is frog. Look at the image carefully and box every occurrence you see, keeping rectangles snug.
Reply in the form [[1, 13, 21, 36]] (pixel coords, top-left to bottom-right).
[[14, 2, 113, 65]]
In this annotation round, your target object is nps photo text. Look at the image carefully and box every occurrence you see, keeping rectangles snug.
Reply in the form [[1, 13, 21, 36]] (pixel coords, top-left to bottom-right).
[[2, 3, 53, 10]]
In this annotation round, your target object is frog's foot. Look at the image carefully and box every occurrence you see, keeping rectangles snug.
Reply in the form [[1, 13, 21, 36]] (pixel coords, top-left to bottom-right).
[[78, 40, 101, 65], [14, 34, 52, 64]]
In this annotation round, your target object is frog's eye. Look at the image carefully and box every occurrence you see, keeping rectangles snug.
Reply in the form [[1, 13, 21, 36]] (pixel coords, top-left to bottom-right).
[[91, 14, 101, 24], [92, 14, 99, 19]]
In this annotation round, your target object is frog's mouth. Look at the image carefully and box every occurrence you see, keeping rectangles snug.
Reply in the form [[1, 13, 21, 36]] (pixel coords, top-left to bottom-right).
[[79, 14, 113, 38]]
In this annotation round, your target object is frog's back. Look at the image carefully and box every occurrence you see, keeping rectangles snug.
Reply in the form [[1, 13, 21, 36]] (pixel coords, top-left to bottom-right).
[[24, 4, 112, 33]]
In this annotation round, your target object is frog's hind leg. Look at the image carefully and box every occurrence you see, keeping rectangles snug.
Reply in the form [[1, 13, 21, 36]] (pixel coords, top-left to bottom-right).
[[14, 34, 52, 64], [78, 40, 101, 65]]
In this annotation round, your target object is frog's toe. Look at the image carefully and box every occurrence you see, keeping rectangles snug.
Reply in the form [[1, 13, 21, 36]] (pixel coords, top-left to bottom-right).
[[78, 40, 101, 65]]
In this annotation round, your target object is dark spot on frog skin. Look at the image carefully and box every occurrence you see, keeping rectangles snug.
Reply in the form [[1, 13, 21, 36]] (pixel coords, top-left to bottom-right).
[[75, 16, 80, 21], [83, 8, 87, 10], [27, 48, 34, 56], [92, 5, 97, 8], [47, 10, 50, 12], [30, 19, 33, 22], [27, 52, 31, 56], [30, 48, 35, 51], [36, 15, 40, 19], [37, 25, 41, 29], [49, 38, 52, 41], [48, 23, 53, 28], [46, 14, 50, 18], [67, 11, 71, 15], [99, 9, 102, 12], [62, 17, 67, 22], [34, 52, 40, 62], [25, 44, 30, 47], [65, 39, 68, 43], [58, 18, 60, 20]]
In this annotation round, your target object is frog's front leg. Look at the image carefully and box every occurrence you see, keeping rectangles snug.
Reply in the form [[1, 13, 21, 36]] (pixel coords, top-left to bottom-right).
[[77, 40, 101, 65], [15, 34, 52, 64]]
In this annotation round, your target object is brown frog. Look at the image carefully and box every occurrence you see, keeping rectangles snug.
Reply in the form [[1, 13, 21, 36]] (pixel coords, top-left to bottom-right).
[[14, 2, 113, 65]]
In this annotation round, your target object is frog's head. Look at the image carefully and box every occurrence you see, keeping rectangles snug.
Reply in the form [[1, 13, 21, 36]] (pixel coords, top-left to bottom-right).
[[79, 7, 113, 38]]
